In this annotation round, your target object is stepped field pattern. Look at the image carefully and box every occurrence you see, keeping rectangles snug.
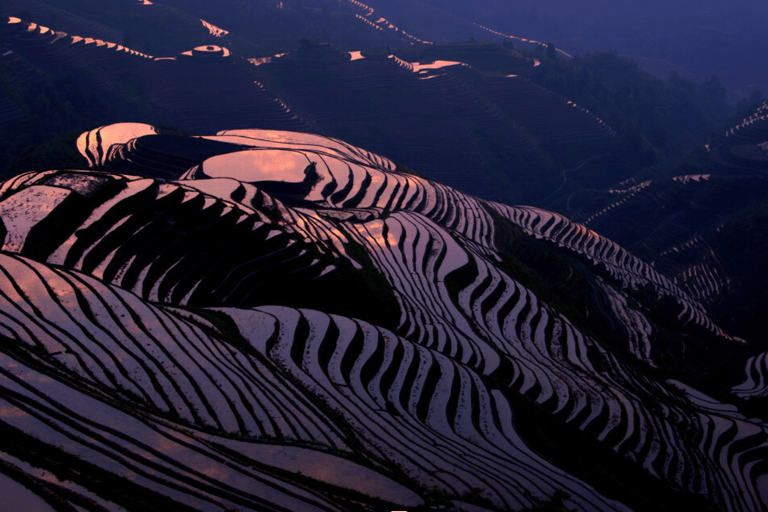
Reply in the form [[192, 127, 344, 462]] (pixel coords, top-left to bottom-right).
[[0, 124, 767, 511]]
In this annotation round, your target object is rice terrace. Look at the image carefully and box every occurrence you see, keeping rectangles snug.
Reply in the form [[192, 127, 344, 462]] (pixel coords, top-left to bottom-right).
[[0, 1, 768, 511]]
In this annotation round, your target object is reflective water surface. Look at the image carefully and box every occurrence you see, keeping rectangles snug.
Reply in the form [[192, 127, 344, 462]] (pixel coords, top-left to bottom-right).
[[202, 150, 312, 183]]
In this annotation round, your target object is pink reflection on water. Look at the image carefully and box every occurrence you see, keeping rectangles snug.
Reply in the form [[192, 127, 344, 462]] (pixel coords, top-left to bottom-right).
[[411, 60, 463, 74], [0, 404, 27, 419], [470, 22, 574, 59], [201, 19, 228, 37], [341, 0, 431, 44], [362, 219, 386, 247], [249, 53, 285, 66], [202, 150, 312, 183], [81, 123, 156, 166], [182, 45, 231, 58]]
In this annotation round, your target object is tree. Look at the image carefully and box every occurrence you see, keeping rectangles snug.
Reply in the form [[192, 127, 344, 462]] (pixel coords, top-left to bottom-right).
[[702, 75, 725, 106], [546, 42, 557, 60]]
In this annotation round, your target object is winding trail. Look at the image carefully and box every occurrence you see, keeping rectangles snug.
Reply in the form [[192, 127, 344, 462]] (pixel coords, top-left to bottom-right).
[[545, 153, 610, 202]]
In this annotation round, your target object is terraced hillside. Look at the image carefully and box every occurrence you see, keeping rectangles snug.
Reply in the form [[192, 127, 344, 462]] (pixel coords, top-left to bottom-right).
[[725, 101, 768, 145], [2, 0, 415, 56], [2, 0, 258, 56], [0, 16, 311, 135], [714, 100, 768, 171], [572, 99, 768, 346], [574, 171, 768, 345], [0, 123, 766, 511], [250, 43, 614, 202], [0, 4, 620, 205]]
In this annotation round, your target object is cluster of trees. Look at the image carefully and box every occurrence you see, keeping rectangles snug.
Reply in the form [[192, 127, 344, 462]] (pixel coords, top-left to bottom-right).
[[525, 45, 763, 176], [0, 69, 126, 176]]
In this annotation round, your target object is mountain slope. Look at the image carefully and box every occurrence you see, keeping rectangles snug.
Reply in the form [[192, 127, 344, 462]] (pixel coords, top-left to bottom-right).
[[0, 124, 765, 511], [0, 12, 617, 204], [567, 100, 768, 347]]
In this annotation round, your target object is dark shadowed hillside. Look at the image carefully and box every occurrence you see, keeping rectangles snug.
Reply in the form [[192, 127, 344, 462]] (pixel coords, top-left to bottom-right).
[[0, 123, 762, 512], [1, 2, 768, 511]]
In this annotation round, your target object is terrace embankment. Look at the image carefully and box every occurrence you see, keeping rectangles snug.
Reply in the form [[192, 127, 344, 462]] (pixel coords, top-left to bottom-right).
[[251, 43, 614, 203]]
